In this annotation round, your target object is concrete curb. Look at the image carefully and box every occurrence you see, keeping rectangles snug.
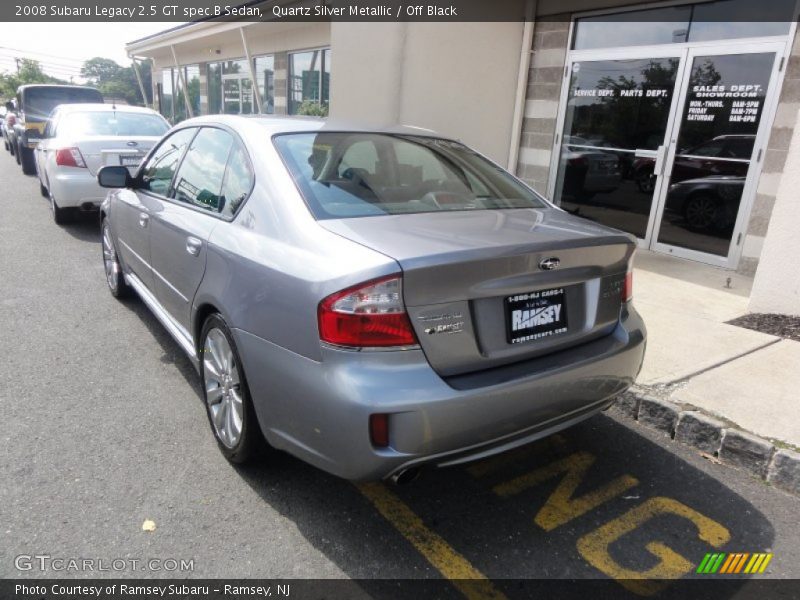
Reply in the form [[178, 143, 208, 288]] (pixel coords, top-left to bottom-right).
[[610, 389, 800, 497]]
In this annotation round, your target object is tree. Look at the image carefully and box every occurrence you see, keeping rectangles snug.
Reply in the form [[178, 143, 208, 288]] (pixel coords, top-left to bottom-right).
[[0, 59, 65, 101], [80, 57, 122, 86], [81, 57, 151, 106]]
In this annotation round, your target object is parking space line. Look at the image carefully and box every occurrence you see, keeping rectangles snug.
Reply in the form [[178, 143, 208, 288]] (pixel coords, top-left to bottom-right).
[[358, 483, 508, 600]]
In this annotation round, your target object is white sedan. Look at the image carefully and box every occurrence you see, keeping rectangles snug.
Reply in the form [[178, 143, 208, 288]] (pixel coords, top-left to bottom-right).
[[35, 103, 169, 224]]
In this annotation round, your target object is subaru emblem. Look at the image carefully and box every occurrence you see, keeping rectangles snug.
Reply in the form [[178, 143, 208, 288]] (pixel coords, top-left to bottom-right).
[[539, 257, 560, 271], [126, 140, 138, 147]]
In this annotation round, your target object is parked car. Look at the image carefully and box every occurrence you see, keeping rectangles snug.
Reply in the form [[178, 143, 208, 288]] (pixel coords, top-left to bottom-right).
[[97, 116, 646, 482], [12, 84, 103, 175], [560, 136, 622, 200], [631, 134, 754, 194], [3, 101, 17, 154], [35, 104, 169, 224], [664, 175, 744, 232]]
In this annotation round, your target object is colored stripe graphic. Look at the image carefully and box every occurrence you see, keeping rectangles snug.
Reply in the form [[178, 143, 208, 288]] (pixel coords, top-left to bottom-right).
[[699, 553, 774, 575], [696, 554, 712, 574], [711, 553, 726, 573]]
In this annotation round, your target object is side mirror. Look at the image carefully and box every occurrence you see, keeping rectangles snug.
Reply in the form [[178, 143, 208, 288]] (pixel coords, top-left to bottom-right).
[[97, 165, 133, 189]]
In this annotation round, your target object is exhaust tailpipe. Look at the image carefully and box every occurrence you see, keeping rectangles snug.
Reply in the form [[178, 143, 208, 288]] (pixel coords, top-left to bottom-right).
[[390, 467, 420, 485]]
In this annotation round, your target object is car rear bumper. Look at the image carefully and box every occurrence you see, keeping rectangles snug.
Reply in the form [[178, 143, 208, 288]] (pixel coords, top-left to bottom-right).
[[235, 303, 646, 481], [49, 170, 105, 208]]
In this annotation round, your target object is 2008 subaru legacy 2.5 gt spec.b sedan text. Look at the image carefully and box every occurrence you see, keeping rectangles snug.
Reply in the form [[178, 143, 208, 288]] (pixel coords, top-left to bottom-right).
[[97, 116, 646, 483]]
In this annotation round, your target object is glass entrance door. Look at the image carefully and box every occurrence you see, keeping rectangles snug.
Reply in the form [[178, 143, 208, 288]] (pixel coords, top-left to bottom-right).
[[651, 44, 784, 266], [552, 41, 785, 268], [552, 51, 685, 242], [222, 73, 254, 115]]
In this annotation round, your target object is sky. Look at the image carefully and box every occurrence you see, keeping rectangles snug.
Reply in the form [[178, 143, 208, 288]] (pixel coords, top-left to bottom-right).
[[0, 22, 183, 81]]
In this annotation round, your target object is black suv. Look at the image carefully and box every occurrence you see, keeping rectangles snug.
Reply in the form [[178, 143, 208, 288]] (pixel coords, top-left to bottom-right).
[[12, 84, 103, 174]]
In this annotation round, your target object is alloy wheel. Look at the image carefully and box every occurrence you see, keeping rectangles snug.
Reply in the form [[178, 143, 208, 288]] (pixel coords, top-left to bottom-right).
[[203, 328, 244, 449], [102, 223, 119, 291]]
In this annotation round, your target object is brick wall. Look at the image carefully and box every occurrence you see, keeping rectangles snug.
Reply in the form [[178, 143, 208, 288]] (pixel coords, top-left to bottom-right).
[[516, 16, 570, 196], [739, 30, 800, 275]]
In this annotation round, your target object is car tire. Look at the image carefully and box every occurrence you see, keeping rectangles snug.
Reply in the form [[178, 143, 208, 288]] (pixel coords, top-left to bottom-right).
[[50, 193, 73, 225], [101, 219, 132, 298], [684, 194, 720, 232], [39, 180, 48, 198], [636, 170, 656, 194], [20, 146, 36, 175], [200, 314, 266, 464]]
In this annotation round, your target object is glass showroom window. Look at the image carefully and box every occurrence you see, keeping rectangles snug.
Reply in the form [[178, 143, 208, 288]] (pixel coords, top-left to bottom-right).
[[254, 55, 275, 114], [185, 65, 201, 116], [160, 69, 173, 122], [207, 62, 222, 114], [572, 0, 794, 50], [288, 48, 331, 115]]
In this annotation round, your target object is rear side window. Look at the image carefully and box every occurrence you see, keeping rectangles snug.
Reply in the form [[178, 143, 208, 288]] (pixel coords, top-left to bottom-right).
[[23, 87, 103, 118], [220, 143, 253, 218], [57, 112, 168, 138], [140, 128, 196, 196], [171, 128, 233, 213], [273, 132, 548, 219]]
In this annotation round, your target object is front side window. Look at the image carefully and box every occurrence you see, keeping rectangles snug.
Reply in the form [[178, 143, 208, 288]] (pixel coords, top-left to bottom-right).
[[171, 127, 233, 212], [140, 127, 196, 196], [274, 132, 548, 219]]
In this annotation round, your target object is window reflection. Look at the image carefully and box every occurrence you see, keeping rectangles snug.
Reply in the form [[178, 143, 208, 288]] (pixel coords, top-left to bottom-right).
[[554, 58, 678, 238], [657, 53, 773, 256]]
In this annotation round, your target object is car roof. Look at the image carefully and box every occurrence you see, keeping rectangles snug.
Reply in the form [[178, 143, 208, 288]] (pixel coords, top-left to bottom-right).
[[176, 114, 445, 138], [18, 84, 100, 93]]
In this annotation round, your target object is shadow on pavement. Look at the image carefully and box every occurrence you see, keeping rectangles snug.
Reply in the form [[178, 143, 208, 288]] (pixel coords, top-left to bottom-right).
[[231, 412, 775, 599], [119, 288, 777, 599]]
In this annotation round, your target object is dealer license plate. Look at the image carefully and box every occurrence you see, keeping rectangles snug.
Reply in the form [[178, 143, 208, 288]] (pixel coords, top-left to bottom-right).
[[505, 287, 568, 344]]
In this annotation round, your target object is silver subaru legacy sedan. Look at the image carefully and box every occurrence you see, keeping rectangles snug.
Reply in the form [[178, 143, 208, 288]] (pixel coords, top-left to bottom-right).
[[97, 116, 646, 482]]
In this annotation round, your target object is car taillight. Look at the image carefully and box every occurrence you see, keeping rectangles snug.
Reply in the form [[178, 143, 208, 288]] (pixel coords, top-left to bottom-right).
[[622, 270, 633, 303], [55, 147, 86, 168], [369, 414, 390, 448], [318, 275, 418, 348], [568, 156, 587, 167]]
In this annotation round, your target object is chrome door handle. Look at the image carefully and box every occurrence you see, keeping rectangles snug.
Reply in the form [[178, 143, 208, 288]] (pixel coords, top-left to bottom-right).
[[138, 213, 149, 228], [186, 237, 202, 256]]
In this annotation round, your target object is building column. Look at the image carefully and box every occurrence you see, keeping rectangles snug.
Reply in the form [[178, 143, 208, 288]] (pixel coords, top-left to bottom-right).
[[273, 52, 288, 115], [749, 106, 800, 316]]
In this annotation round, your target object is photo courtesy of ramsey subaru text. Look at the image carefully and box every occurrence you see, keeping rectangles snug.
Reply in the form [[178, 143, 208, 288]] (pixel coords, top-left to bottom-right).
[[98, 115, 646, 482]]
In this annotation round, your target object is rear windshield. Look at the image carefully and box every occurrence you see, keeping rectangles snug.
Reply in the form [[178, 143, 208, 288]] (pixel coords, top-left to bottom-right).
[[273, 132, 548, 219], [24, 87, 102, 119], [58, 111, 169, 138]]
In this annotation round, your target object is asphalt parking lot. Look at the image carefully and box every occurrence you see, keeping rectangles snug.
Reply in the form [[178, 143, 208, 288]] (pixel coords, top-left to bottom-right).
[[1, 147, 800, 598]]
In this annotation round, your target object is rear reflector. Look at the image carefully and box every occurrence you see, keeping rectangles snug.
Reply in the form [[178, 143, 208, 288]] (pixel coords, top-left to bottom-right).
[[55, 147, 86, 168], [318, 276, 417, 348], [369, 414, 389, 448], [622, 270, 633, 302]]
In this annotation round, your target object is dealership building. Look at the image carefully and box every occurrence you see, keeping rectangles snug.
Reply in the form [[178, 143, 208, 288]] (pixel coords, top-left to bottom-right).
[[126, 0, 800, 314]]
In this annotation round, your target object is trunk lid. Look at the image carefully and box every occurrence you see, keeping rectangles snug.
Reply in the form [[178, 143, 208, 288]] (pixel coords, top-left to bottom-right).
[[70, 136, 160, 175], [320, 208, 635, 377]]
